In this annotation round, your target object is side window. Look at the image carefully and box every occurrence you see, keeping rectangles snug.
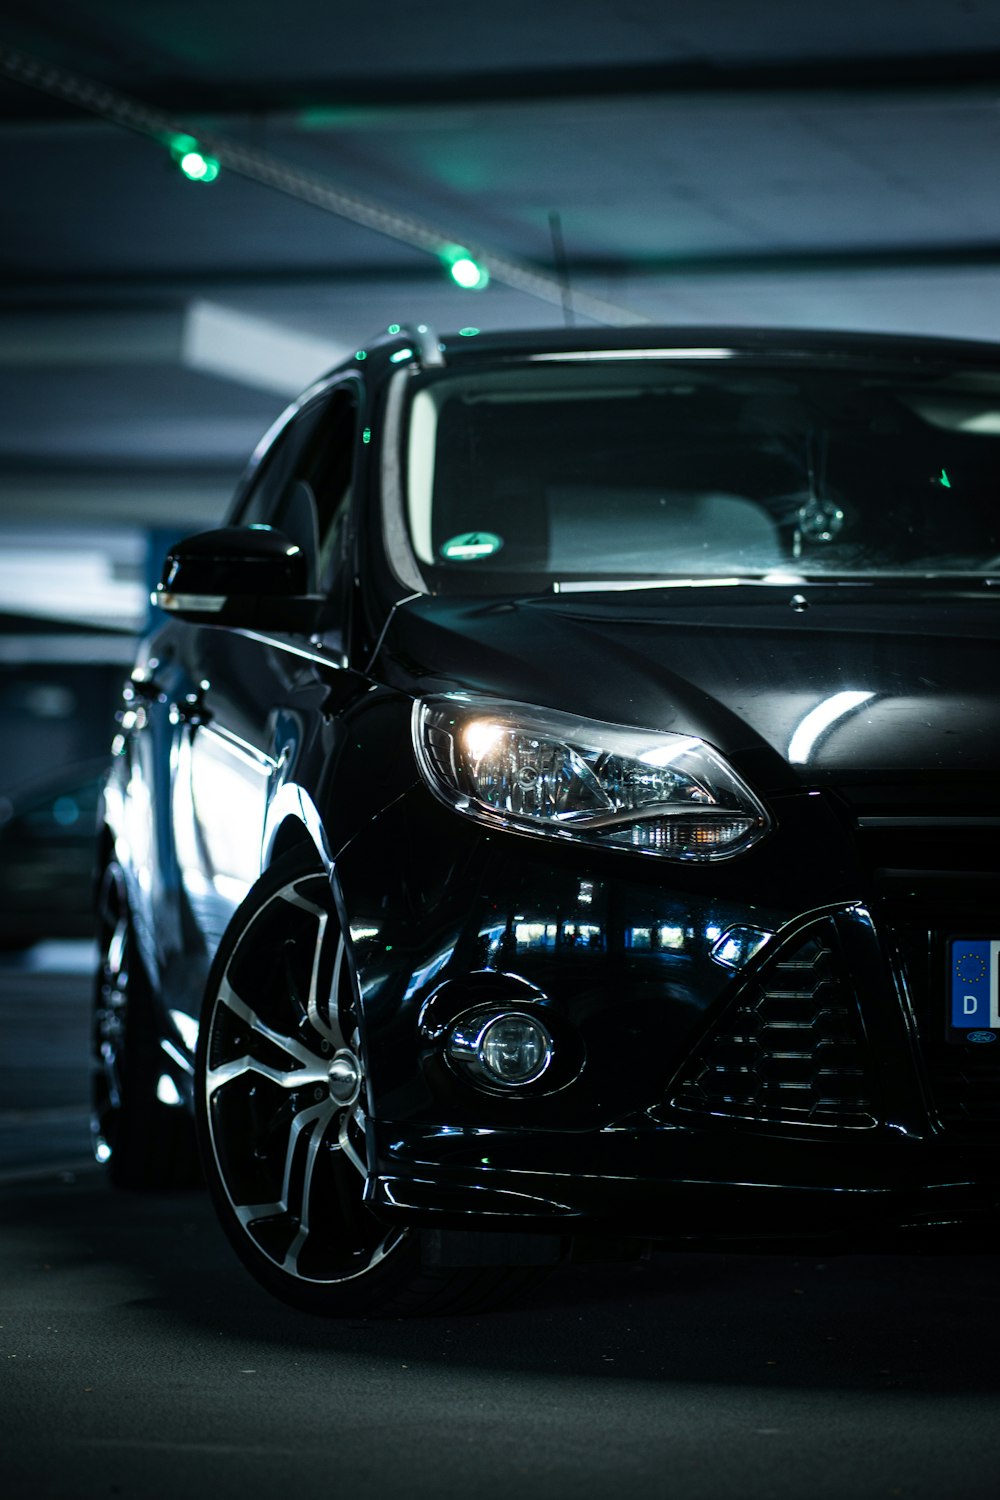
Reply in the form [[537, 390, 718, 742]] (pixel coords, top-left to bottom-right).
[[234, 382, 360, 621], [237, 422, 303, 529]]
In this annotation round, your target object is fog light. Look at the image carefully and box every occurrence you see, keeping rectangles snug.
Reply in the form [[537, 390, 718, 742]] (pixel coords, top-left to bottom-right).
[[479, 1015, 550, 1084], [447, 1010, 554, 1088]]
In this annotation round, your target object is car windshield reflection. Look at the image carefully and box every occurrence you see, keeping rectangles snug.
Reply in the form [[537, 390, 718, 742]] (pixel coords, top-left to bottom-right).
[[400, 358, 1000, 592]]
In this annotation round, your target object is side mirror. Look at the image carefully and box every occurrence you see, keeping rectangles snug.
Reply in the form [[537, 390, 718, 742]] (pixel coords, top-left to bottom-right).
[[152, 526, 324, 632]]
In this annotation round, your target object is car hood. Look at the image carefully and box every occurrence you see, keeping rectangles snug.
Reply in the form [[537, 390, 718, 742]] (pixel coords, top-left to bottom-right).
[[377, 584, 1000, 789]]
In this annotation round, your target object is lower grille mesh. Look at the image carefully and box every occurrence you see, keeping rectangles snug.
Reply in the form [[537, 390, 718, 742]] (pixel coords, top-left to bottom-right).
[[669, 917, 877, 1129]]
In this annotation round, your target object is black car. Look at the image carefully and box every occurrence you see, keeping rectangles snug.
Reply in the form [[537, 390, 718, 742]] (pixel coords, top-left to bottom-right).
[[95, 322, 1000, 1315]]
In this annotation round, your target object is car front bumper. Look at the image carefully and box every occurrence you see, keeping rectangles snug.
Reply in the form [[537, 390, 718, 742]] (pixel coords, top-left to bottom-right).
[[337, 786, 1000, 1246], [366, 1116, 1000, 1243]]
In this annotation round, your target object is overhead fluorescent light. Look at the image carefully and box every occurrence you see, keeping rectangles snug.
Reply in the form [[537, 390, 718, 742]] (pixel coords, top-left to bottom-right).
[[182, 301, 351, 395]]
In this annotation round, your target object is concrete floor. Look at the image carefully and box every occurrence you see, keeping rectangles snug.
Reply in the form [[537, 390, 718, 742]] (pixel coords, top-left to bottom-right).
[[2, 956, 999, 1500]]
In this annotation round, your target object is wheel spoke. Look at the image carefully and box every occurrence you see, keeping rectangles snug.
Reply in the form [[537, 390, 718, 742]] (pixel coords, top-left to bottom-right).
[[305, 909, 334, 1040], [235, 1199, 286, 1228], [318, 933, 349, 1049], [217, 976, 326, 1070], [231, 1096, 337, 1271], [283, 883, 348, 1048], [338, 1104, 368, 1178], [279, 939, 308, 1021], [279, 1098, 334, 1207], [206, 1053, 328, 1095], [283, 887, 329, 922], [282, 1100, 333, 1271], [233, 1099, 331, 1225]]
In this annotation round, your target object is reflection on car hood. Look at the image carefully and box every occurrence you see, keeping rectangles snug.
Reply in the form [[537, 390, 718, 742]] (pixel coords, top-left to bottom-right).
[[379, 585, 1000, 788]]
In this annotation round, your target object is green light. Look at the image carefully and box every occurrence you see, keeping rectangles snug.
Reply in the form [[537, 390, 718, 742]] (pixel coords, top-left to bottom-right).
[[354, 349, 367, 361], [169, 135, 219, 183], [451, 256, 489, 290], [389, 347, 414, 363], [362, 427, 372, 445], [459, 327, 480, 337], [442, 245, 489, 291], [939, 468, 952, 488], [387, 323, 401, 335], [179, 150, 219, 182]]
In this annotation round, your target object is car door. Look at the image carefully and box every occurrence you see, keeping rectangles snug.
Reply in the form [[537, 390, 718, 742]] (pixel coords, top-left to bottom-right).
[[163, 375, 365, 1011]]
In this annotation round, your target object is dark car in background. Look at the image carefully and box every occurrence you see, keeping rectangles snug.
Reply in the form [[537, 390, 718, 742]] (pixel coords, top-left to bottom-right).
[[0, 760, 104, 949], [95, 322, 1000, 1315]]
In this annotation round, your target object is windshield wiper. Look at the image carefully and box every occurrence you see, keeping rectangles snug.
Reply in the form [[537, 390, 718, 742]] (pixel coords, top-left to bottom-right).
[[552, 575, 801, 594], [554, 573, 1000, 595]]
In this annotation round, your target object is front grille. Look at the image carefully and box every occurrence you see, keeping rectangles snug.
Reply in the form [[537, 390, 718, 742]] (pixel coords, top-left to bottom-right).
[[839, 782, 1000, 1135], [668, 916, 877, 1130], [837, 781, 1000, 896]]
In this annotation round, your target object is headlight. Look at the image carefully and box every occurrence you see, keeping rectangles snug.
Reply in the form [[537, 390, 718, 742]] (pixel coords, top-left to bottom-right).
[[413, 696, 771, 861]]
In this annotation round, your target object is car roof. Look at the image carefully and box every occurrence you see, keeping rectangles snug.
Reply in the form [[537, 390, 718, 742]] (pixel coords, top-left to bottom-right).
[[428, 323, 1000, 366]]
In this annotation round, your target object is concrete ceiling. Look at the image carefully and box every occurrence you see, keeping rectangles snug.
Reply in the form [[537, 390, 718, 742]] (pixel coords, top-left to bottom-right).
[[4, 0, 1000, 531]]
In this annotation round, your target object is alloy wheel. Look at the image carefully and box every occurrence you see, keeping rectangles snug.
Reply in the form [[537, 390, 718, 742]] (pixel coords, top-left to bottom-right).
[[198, 866, 408, 1291]]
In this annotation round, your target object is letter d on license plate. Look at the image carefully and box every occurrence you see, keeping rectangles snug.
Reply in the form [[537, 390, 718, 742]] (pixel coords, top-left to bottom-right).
[[950, 939, 1000, 1029]]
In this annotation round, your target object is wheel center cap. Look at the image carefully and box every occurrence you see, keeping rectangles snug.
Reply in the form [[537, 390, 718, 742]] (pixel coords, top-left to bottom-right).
[[327, 1048, 362, 1107]]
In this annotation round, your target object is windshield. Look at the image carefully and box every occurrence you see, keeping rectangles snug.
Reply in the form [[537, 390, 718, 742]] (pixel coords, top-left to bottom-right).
[[398, 355, 1000, 593]]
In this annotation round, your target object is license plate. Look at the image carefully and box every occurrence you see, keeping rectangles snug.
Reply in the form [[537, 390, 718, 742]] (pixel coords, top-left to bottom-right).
[[949, 938, 1000, 1038]]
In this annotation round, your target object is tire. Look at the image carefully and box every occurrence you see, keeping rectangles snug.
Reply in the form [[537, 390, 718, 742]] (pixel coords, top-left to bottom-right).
[[195, 848, 546, 1317], [91, 859, 201, 1189]]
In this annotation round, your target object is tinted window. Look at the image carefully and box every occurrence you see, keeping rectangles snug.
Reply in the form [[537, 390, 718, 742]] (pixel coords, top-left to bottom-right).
[[401, 359, 1000, 591], [237, 383, 359, 605]]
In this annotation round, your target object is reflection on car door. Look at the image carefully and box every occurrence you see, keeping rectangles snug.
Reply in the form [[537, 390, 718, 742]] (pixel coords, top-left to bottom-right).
[[166, 377, 362, 979], [173, 690, 278, 948]]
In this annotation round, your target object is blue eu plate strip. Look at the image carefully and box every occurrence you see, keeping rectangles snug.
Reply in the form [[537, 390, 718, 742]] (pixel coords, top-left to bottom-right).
[[951, 940, 1000, 1028]]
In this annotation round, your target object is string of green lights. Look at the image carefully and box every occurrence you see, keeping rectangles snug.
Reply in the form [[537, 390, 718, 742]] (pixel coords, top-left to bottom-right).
[[0, 44, 647, 325]]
